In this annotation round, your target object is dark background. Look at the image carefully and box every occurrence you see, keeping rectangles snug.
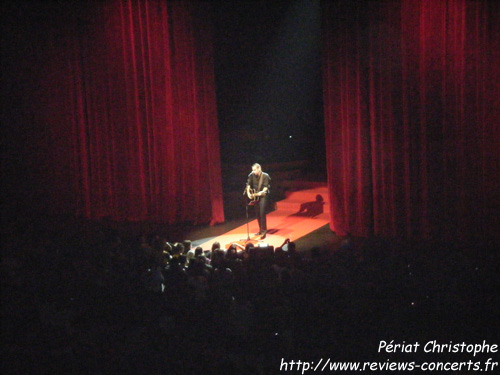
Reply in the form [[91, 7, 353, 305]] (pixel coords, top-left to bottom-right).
[[211, 1, 325, 178]]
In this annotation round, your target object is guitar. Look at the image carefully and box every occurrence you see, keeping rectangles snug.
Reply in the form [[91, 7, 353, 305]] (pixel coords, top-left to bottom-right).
[[247, 188, 264, 205]]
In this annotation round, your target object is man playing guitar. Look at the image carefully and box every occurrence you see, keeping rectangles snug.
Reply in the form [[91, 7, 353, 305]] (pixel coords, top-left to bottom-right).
[[243, 163, 271, 239]]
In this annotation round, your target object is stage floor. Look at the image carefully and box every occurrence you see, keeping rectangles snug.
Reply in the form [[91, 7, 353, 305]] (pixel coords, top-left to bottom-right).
[[189, 186, 336, 251]]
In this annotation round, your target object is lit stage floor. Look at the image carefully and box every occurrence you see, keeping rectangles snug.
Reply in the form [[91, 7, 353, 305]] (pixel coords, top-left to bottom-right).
[[191, 186, 331, 250]]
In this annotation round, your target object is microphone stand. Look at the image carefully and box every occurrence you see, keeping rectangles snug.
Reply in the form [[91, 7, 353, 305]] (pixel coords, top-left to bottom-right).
[[244, 203, 251, 241], [236, 185, 261, 249], [241, 190, 258, 243]]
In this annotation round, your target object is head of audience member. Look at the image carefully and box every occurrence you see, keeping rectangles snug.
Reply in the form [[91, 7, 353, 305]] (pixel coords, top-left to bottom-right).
[[211, 249, 225, 269], [172, 242, 185, 257], [182, 240, 192, 254]]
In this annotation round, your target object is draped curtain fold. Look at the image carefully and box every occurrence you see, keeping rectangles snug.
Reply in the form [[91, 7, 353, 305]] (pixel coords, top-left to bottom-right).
[[25, 0, 224, 225], [322, 0, 499, 242]]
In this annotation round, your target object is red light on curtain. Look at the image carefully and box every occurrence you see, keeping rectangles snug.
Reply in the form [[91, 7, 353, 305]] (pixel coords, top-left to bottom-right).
[[26, 0, 224, 225], [322, 0, 499, 243]]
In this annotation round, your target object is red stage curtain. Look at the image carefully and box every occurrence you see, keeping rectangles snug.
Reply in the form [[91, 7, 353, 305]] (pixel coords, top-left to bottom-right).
[[322, 0, 499, 242], [23, 1, 224, 225]]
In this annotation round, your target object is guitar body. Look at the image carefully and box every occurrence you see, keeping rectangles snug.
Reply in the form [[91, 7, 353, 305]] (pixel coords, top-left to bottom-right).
[[247, 188, 260, 205]]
